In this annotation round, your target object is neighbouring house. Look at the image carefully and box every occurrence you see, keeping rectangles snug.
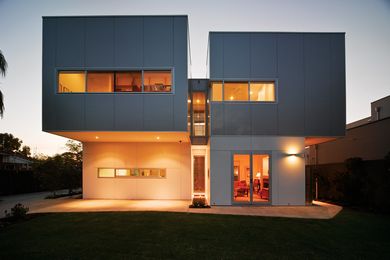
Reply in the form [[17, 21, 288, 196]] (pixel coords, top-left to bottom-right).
[[0, 152, 33, 170], [42, 15, 345, 206], [306, 95, 390, 165]]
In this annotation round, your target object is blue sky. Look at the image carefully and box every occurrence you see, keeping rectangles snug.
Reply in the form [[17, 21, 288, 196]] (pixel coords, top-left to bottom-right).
[[0, 0, 389, 155]]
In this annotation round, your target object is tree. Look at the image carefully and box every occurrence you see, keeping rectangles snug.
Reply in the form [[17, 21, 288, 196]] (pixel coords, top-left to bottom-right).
[[20, 145, 31, 157], [0, 49, 7, 118], [0, 133, 22, 153]]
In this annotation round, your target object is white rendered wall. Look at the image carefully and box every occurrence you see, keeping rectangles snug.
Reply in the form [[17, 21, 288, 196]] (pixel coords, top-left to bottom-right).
[[83, 142, 191, 199], [210, 136, 305, 206]]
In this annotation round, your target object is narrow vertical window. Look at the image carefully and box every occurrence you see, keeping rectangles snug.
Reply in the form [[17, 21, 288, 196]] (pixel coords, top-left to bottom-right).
[[192, 92, 206, 136], [58, 71, 85, 93]]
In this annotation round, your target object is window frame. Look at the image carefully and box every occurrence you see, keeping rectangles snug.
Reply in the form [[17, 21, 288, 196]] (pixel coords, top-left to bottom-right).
[[210, 79, 278, 103], [97, 167, 167, 179], [56, 68, 175, 95]]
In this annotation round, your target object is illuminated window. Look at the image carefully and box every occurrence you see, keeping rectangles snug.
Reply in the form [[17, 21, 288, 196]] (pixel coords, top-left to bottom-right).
[[192, 92, 206, 136], [98, 168, 166, 178], [58, 71, 85, 93], [210, 81, 276, 102], [211, 82, 223, 101], [144, 71, 172, 92], [224, 82, 249, 101], [115, 72, 142, 92], [98, 168, 115, 178], [250, 82, 275, 102], [87, 72, 114, 92], [58, 70, 173, 94], [115, 169, 131, 177]]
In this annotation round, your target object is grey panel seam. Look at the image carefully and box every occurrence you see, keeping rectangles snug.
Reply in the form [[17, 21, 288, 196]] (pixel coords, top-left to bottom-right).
[[83, 18, 86, 130], [303, 35, 306, 135], [142, 17, 145, 130], [276, 34, 279, 135], [113, 18, 116, 129], [172, 17, 175, 130]]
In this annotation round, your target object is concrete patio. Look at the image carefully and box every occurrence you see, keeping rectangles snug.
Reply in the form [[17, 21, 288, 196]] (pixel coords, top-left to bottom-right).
[[1, 192, 342, 219]]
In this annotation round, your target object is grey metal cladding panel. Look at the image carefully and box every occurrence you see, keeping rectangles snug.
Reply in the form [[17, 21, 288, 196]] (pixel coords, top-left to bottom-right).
[[277, 34, 305, 135], [330, 34, 346, 136], [55, 95, 85, 130], [56, 17, 85, 67], [250, 34, 277, 78], [173, 16, 188, 131], [114, 17, 143, 67], [173, 76, 188, 131], [42, 18, 57, 131], [85, 17, 114, 67], [210, 104, 224, 135], [223, 33, 250, 78], [143, 17, 173, 67], [85, 95, 114, 130], [304, 34, 331, 136], [209, 34, 223, 79], [114, 95, 143, 131], [224, 104, 251, 135], [251, 104, 278, 135], [143, 95, 173, 130]]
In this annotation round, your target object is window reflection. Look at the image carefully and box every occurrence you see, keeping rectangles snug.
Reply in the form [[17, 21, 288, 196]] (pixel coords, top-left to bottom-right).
[[87, 72, 114, 92], [115, 72, 142, 92], [58, 71, 85, 93], [224, 82, 249, 101], [144, 71, 172, 92]]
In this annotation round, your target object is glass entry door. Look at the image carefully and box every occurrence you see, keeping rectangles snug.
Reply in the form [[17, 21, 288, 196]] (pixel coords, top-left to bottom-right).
[[233, 153, 270, 204]]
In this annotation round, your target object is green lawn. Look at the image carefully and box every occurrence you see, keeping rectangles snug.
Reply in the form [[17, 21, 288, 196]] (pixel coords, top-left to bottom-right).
[[0, 209, 389, 259]]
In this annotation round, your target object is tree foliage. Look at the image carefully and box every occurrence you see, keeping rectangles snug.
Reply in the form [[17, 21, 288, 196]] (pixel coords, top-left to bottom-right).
[[34, 140, 82, 195], [0, 133, 23, 153], [0, 49, 7, 117]]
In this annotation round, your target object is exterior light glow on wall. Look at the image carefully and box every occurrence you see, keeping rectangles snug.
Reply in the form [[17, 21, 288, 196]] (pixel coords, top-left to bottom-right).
[[230, 96, 234, 100], [156, 136, 160, 140], [285, 147, 304, 164], [95, 136, 99, 139]]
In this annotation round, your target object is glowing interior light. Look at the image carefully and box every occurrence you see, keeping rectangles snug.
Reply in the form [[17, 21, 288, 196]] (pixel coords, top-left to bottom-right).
[[230, 96, 234, 100], [196, 99, 200, 103], [156, 136, 160, 140], [187, 99, 191, 103], [95, 136, 99, 139]]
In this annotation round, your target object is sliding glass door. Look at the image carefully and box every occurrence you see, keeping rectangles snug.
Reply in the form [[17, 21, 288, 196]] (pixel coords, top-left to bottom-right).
[[232, 153, 271, 204]]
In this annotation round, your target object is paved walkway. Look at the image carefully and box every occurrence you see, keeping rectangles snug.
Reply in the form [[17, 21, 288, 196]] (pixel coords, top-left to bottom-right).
[[1, 192, 342, 219]]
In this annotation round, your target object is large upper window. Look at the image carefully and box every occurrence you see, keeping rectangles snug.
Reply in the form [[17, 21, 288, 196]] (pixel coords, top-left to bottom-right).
[[250, 82, 275, 102], [115, 71, 142, 92], [224, 82, 249, 101], [58, 71, 85, 93], [144, 71, 172, 92], [211, 81, 276, 102], [87, 72, 114, 92], [58, 70, 172, 93]]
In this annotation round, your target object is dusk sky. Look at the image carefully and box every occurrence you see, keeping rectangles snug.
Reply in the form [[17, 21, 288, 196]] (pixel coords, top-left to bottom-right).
[[0, 0, 389, 156]]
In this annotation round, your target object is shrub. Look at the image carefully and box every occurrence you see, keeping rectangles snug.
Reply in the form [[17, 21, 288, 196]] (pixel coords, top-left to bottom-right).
[[4, 203, 29, 220], [190, 197, 210, 208]]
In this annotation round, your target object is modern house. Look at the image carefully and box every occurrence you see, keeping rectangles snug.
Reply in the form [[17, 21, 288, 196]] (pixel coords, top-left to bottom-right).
[[42, 15, 346, 206], [306, 95, 390, 165]]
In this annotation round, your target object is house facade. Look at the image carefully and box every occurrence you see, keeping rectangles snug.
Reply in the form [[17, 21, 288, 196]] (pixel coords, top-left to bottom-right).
[[42, 15, 346, 206]]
